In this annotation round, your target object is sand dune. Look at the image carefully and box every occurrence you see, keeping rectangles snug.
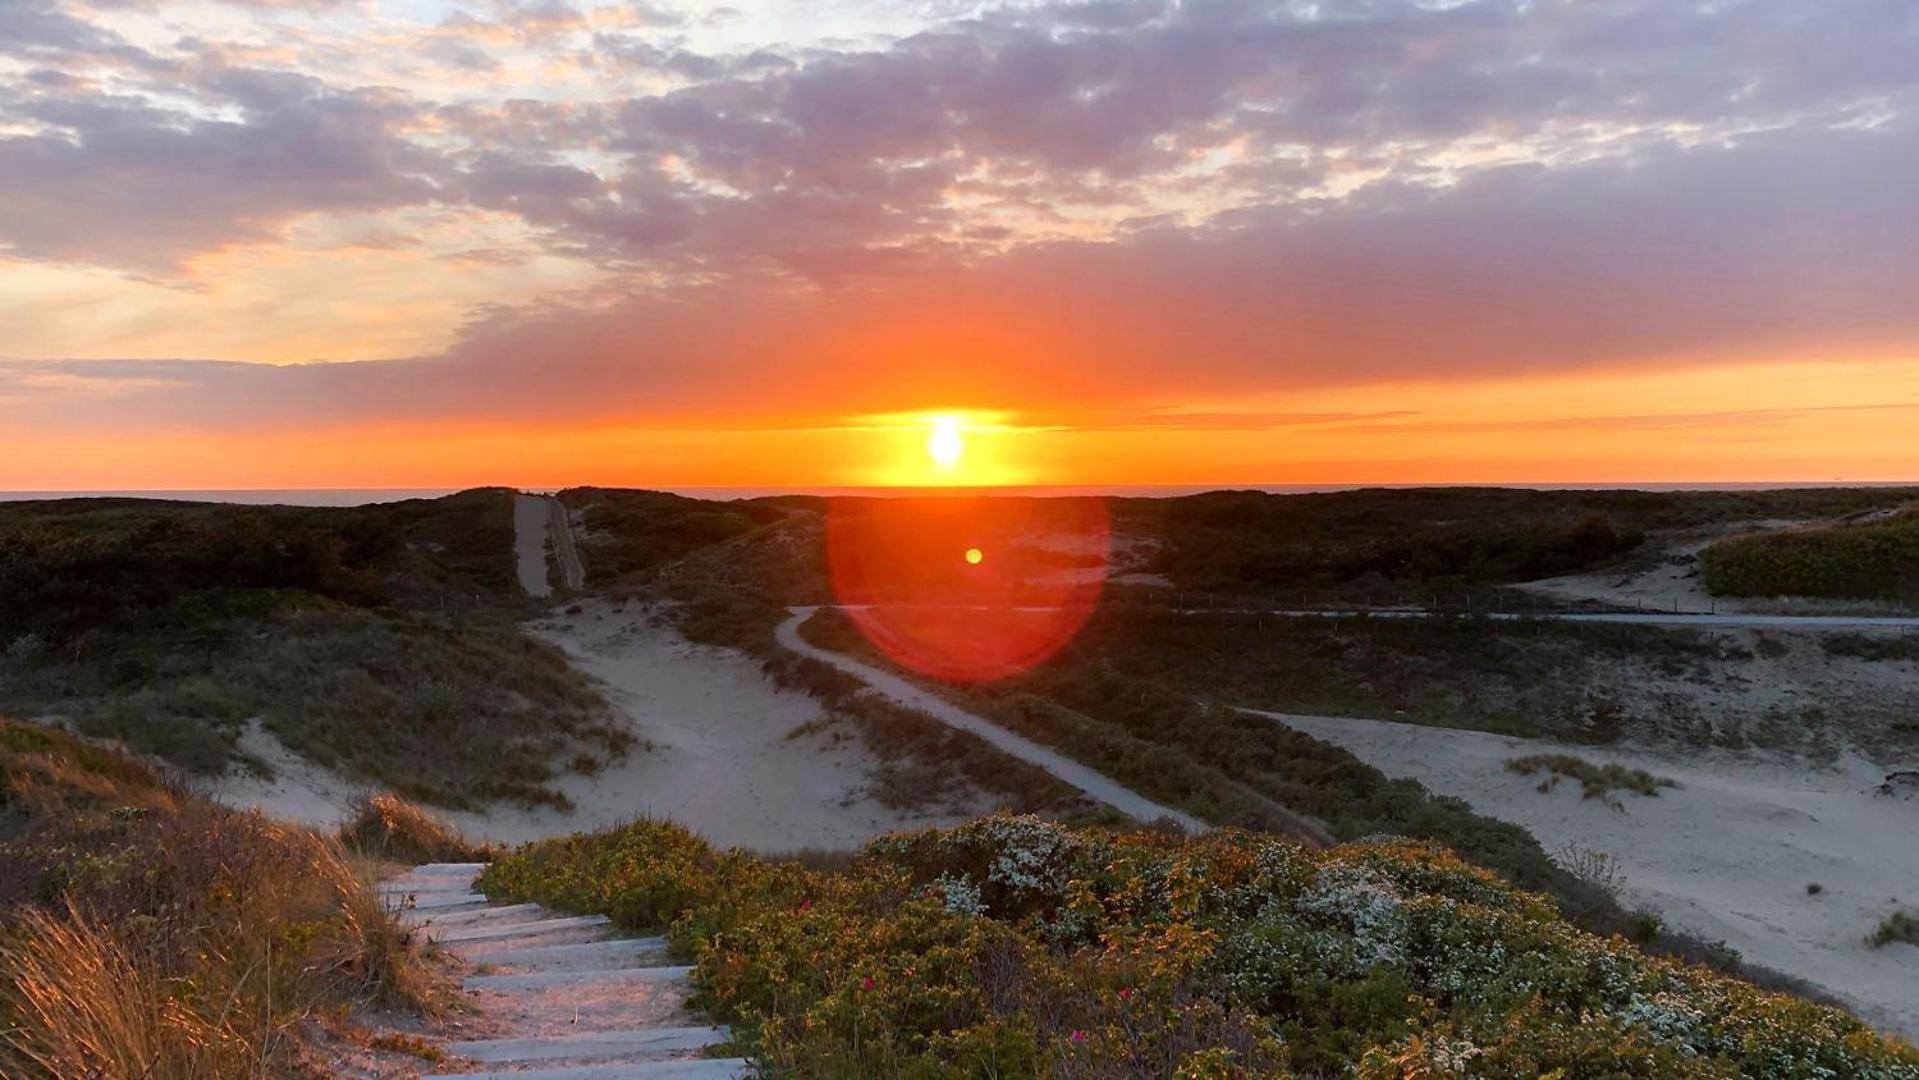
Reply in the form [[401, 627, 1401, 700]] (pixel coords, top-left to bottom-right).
[[210, 601, 973, 852]]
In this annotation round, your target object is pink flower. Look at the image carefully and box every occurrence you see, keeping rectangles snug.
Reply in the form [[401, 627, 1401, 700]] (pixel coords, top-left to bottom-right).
[[1068, 1030, 1087, 1044], [1118, 987, 1134, 1001], [796, 899, 813, 913], [860, 977, 875, 991]]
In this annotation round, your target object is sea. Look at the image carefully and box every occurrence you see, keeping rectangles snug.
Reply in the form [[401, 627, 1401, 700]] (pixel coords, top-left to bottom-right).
[[2, 482, 1915, 507]]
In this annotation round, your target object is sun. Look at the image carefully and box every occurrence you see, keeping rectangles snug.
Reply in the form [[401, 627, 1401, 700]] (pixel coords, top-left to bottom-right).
[[927, 415, 965, 468], [964, 547, 983, 565]]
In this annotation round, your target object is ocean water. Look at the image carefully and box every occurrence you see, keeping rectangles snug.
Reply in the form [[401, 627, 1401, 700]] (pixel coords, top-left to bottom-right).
[[2, 481, 1914, 507]]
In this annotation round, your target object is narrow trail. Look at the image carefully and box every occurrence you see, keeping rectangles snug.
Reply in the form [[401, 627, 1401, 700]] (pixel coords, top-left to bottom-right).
[[380, 863, 746, 1079], [512, 494, 554, 598], [513, 493, 585, 596], [775, 607, 1209, 833]]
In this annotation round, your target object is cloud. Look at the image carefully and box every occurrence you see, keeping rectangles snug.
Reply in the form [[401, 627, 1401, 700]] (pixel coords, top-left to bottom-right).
[[1, 0, 1917, 441], [0, 62, 441, 272], [8, 103, 1919, 438]]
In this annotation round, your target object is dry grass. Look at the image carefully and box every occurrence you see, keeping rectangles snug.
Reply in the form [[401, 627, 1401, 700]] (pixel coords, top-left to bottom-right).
[[2, 903, 252, 1079], [0, 719, 452, 1079], [338, 791, 489, 866]]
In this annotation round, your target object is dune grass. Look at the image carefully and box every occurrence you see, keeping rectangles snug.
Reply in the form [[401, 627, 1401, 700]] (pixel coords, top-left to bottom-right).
[[338, 791, 490, 865], [1507, 753, 1678, 801], [1870, 910, 1919, 949], [0, 718, 449, 1079], [4, 601, 628, 809]]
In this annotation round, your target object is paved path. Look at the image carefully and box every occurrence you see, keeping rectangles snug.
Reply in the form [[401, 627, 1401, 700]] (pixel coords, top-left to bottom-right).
[[1184, 608, 1919, 630], [514, 493, 585, 597], [375, 863, 747, 1079], [513, 494, 554, 597], [812, 602, 1919, 632], [775, 608, 1208, 833]]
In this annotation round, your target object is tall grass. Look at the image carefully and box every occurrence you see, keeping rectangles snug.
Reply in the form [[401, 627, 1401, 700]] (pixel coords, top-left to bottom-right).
[[0, 719, 448, 1079], [338, 791, 489, 866], [2, 904, 251, 1079]]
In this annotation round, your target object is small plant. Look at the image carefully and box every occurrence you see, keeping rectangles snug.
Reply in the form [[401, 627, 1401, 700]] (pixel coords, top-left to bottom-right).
[[1508, 753, 1676, 803], [1554, 843, 1628, 893], [1869, 910, 1919, 948], [1806, 882, 1824, 896]]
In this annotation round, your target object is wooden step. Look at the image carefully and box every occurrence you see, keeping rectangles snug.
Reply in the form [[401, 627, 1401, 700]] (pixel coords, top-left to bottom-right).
[[431, 914, 609, 945], [444, 1025, 728, 1064], [461, 937, 673, 974], [464, 965, 693, 992], [422, 1057, 749, 1079]]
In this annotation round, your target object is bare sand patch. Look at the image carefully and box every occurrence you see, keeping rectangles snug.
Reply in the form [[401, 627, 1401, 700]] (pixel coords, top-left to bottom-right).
[[1245, 708, 1919, 1039], [205, 719, 369, 827], [437, 599, 977, 850]]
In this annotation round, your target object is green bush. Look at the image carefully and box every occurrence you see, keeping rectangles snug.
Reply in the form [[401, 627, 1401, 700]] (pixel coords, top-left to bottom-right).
[[1704, 510, 1919, 602], [480, 814, 1919, 1078]]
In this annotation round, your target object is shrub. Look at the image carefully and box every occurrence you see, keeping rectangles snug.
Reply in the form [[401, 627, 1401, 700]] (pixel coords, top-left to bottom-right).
[[1869, 911, 1919, 949], [481, 814, 1919, 1078], [1704, 510, 1919, 602], [1507, 754, 1677, 802]]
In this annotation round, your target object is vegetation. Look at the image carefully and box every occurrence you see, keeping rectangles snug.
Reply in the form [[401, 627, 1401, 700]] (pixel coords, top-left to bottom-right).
[[480, 815, 1919, 1078], [0, 492, 625, 808], [0, 718, 444, 1078], [1127, 489, 1645, 598], [1869, 911, 1919, 949], [1507, 754, 1677, 802], [4, 600, 626, 807], [556, 487, 785, 584], [1705, 508, 1919, 603], [791, 606, 1807, 990], [337, 792, 488, 865], [1822, 632, 1919, 662]]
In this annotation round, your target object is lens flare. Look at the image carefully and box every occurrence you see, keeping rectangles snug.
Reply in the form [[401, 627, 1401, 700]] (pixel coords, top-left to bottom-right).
[[826, 496, 1109, 683]]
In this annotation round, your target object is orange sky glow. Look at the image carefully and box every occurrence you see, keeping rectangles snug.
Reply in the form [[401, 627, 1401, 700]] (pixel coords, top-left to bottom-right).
[[3, 0, 1917, 491]]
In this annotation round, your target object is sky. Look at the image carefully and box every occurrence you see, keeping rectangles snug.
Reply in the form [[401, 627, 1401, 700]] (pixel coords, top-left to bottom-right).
[[2, 0, 1917, 489]]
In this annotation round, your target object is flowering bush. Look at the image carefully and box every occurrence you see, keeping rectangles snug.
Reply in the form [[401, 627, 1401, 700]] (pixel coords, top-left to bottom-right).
[[482, 814, 1919, 1078]]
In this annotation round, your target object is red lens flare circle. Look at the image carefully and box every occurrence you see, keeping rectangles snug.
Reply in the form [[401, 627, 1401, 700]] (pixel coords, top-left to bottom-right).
[[825, 496, 1111, 683]]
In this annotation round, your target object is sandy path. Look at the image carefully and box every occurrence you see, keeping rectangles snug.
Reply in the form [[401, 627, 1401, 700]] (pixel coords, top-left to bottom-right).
[[512, 493, 553, 597], [777, 607, 1208, 833], [1241, 708, 1919, 1039], [438, 601, 975, 850]]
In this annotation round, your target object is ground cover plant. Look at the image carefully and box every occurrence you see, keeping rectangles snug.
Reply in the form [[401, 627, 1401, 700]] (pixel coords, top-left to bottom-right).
[[1705, 508, 1919, 603], [480, 814, 1919, 1078], [789, 606, 1806, 991], [0, 718, 445, 1078]]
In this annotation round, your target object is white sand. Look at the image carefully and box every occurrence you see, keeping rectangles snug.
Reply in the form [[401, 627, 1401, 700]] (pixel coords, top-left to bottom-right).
[[204, 719, 370, 828], [1243, 708, 1919, 1038], [442, 600, 975, 849], [209, 602, 973, 852]]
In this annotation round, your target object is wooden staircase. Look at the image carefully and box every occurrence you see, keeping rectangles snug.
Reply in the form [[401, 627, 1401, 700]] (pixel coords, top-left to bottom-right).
[[378, 863, 749, 1079]]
